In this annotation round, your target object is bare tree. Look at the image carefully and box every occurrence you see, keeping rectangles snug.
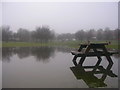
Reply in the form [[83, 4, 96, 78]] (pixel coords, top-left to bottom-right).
[[75, 30, 85, 41], [86, 29, 95, 41], [16, 28, 31, 42], [35, 26, 55, 42], [96, 29, 103, 40], [2, 26, 13, 42], [103, 27, 113, 40]]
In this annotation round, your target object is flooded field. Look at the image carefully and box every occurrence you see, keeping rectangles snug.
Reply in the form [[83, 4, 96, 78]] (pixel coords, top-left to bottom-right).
[[2, 47, 119, 88]]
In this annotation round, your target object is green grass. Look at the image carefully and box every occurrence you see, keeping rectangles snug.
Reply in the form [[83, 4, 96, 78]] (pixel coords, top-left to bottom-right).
[[2, 41, 119, 49]]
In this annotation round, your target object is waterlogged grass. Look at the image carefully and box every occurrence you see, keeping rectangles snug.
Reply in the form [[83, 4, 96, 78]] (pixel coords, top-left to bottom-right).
[[106, 44, 118, 49], [54, 40, 119, 49], [2, 41, 119, 49], [2, 42, 79, 49]]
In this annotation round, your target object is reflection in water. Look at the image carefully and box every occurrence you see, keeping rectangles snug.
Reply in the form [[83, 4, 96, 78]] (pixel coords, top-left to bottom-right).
[[2, 47, 76, 63], [0, 48, 2, 60], [70, 59, 117, 88], [16, 47, 31, 59], [2, 47, 120, 63], [56, 46, 72, 53], [113, 54, 120, 59], [2, 47, 118, 88], [2, 47, 14, 62], [31, 47, 55, 62], [2, 47, 55, 63]]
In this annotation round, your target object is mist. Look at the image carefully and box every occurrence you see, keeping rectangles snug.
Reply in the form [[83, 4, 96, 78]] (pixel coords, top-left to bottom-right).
[[2, 2, 118, 33]]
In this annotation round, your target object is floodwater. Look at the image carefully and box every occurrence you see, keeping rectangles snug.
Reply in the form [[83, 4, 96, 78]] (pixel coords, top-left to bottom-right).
[[2, 47, 119, 88]]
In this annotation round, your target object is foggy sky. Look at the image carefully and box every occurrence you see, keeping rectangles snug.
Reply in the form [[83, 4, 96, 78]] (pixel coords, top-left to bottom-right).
[[2, 2, 118, 33]]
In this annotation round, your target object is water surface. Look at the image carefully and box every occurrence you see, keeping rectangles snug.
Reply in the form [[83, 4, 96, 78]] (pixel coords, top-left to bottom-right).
[[2, 47, 118, 88]]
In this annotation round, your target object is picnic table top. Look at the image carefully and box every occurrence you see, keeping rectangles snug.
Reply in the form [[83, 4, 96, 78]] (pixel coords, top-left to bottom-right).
[[71, 42, 118, 57], [79, 42, 109, 46]]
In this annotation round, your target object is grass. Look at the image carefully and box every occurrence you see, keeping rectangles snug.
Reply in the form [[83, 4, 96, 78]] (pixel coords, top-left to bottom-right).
[[2, 42, 53, 47], [2, 40, 119, 49]]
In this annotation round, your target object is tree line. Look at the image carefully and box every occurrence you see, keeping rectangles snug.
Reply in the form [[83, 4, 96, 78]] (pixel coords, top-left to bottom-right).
[[57, 28, 119, 41], [74, 28, 119, 41], [1, 25, 119, 42], [1, 25, 55, 42]]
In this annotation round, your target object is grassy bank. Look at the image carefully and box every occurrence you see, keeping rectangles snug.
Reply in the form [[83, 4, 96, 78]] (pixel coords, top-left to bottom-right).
[[2, 41, 119, 49]]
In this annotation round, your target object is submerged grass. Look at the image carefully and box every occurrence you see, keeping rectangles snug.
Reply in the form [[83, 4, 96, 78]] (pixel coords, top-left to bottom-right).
[[2, 41, 119, 49]]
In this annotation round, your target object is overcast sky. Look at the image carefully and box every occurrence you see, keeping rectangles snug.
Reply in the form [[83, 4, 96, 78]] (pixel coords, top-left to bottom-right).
[[2, 2, 118, 33]]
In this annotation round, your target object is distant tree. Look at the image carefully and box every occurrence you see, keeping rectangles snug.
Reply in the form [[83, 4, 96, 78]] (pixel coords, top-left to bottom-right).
[[118, 29, 120, 40], [75, 30, 85, 41], [103, 27, 113, 40], [2, 26, 13, 42], [17, 28, 31, 42], [35, 26, 55, 42], [86, 29, 95, 41], [96, 29, 103, 40], [57, 34, 63, 41], [57, 33, 74, 41], [113, 29, 119, 40], [31, 31, 37, 42], [12, 32, 18, 41]]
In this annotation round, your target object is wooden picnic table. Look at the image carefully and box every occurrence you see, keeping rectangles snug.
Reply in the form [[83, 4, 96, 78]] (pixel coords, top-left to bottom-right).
[[71, 43, 118, 66]]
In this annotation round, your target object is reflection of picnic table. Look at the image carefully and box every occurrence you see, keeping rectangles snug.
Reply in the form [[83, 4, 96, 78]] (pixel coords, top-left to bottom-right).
[[71, 43, 118, 66], [70, 59, 117, 88]]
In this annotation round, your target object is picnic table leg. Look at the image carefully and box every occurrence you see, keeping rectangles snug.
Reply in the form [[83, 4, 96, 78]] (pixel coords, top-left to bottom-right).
[[96, 56, 102, 65], [78, 56, 86, 66], [92, 57, 102, 72], [93, 48, 102, 65], [78, 46, 91, 66], [102, 46, 113, 64], [72, 45, 87, 66], [105, 55, 113, 64], [72, 55, 78, 66]]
